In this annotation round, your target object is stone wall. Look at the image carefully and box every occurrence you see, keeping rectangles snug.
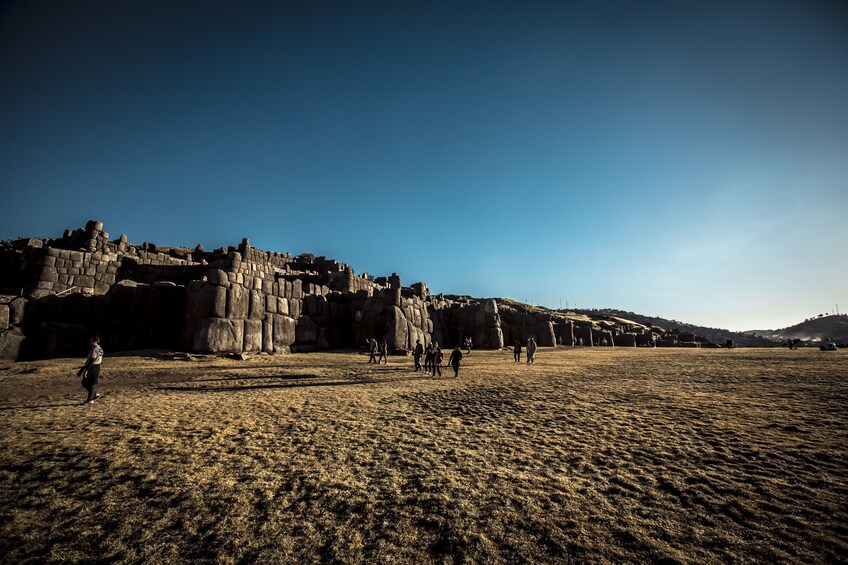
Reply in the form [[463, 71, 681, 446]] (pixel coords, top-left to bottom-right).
[[0, 221, 433, 360], [1, 220, 687, 361]]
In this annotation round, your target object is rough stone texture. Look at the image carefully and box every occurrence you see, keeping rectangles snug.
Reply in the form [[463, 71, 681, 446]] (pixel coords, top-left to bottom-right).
[[295, 316, 319, 345], [227, 285, 249, 319], [262, 317, 274, 353], [574, 325, 594, 346], [614, 333, 637, 347], [194, 318, 244, 353], [243, 319, 263, 352], [273, 314, 296, 351], [0, 304, 8, 330], [248, 290, 264, 320], [0, 327, 25, 360]]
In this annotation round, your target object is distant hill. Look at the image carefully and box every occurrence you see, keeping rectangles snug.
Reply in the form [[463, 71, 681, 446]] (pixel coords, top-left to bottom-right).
[[747, 315, 848, 342], [577, 309, 780, 347]]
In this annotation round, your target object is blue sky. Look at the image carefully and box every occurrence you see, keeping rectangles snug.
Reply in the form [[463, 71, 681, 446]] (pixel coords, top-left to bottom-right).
[[1, 0, 846, 331]]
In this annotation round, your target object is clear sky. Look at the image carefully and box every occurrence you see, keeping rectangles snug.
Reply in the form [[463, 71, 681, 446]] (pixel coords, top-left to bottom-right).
[[1, 1, 846, 331]]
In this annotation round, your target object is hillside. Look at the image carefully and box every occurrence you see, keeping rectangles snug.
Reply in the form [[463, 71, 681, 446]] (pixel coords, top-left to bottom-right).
[[577, 309, 780, 347], [749, 315, 848, 342]]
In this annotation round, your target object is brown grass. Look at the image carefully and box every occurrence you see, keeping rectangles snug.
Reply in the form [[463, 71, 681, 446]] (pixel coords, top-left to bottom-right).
[[0, 348, 846, 563]]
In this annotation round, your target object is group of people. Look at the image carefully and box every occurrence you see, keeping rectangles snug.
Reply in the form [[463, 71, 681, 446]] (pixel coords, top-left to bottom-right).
[[513, 338, 537, 363], [411, 339, 463, 378], [81, 332, 535, 404], [366, 338, 389, 364]]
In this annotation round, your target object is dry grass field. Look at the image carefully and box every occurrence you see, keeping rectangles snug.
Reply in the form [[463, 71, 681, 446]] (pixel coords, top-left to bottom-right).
[[1, 347, 846, 563]]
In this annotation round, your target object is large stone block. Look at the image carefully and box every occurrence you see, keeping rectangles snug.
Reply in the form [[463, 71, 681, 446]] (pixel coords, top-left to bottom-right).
[[262, 317, 274, 353], [206, 269, 230, 287], [193, 318, 244, 353], [243, 319, 263, 352], [384, 306, 410, 350], [289, 299, 301, 320], [0, 305, 8, 330], [187, 283, 227, 319], [277, 297, 289, 316], [227, 284, 249, 319], [295, 316, 319, 344], [249, 290, 265, 319], [273, 314, 296, 350], [265, 294, 277, 314]]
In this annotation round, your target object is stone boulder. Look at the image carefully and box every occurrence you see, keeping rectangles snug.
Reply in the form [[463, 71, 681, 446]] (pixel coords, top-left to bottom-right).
[[0, 327, 25, 360], [193, 318, 244, 353]]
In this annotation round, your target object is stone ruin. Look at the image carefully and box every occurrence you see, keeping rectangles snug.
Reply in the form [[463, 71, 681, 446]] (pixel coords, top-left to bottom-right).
[[0, 221, 706, 361]]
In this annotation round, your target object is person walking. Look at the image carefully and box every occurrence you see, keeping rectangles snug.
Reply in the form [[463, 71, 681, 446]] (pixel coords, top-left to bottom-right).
[[424, 342, 434, 372], [379, 340, 389, 364], [77, 336, 103, 404], [513, 339, 522, 363], [527, 337, 537, 364], [431, 343, 443, 378], [465, 337, 472, 355], [413, 339, 424, 372], [368, 338, 378, 363], [448, 345, 463, 378]]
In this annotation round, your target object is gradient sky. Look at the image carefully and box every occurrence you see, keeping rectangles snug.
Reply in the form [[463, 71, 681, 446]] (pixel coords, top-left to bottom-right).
[[1, 0, 846, 331]]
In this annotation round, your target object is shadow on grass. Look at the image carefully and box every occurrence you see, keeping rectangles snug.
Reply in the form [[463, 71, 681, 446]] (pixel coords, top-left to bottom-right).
[[191, 373, 324, 383], [157, 374, 435, 393], [0, 401, 88, 411]]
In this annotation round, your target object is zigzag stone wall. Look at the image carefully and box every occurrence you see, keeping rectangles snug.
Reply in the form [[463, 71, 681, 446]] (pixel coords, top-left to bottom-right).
[[0, 221, 434, 360], [0, 221, 667, 361]]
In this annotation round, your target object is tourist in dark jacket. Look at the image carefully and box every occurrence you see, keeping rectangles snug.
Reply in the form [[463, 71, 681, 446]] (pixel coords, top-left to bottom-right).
[[448, 346, 463, 378], [431, 343, 443, 378], [413, 339, 424, 371], [424, 342, 434, 371], [368, 338, 378, 363], [513, 340, 522, 363]]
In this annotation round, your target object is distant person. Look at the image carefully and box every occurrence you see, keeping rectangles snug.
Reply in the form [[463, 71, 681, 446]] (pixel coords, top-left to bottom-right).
[[578, 337, 584, 346], [413, 339, 424, 372], [424, 342, 434, 371], [448, 345, 463, 378], [431, 343, 443, 378], [726, 339, 733, 349], [77, 336, 103, 405], [368, 338, 378, 363], [527, 337, 537, 364], [465, 337, 472, 355], [514, 340, 522, 363], [378, 340, 389, 364]]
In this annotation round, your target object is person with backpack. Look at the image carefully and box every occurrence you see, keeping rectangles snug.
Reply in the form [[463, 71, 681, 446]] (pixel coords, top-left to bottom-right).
[[77, 336, 103, 405], [431, 343, 443, 378], [448, 345, 463, 378]]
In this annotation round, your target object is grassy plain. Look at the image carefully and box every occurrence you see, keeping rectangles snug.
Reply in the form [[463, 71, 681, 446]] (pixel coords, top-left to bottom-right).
[[0, 347, 846, 563]]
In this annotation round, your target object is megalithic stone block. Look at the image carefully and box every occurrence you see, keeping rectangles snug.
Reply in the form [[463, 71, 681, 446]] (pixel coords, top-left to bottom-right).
[[227, 284, 249, 319], [243, 319, 262, 352], [194, 318, 244, 353], [273, 314, 296, 350]]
